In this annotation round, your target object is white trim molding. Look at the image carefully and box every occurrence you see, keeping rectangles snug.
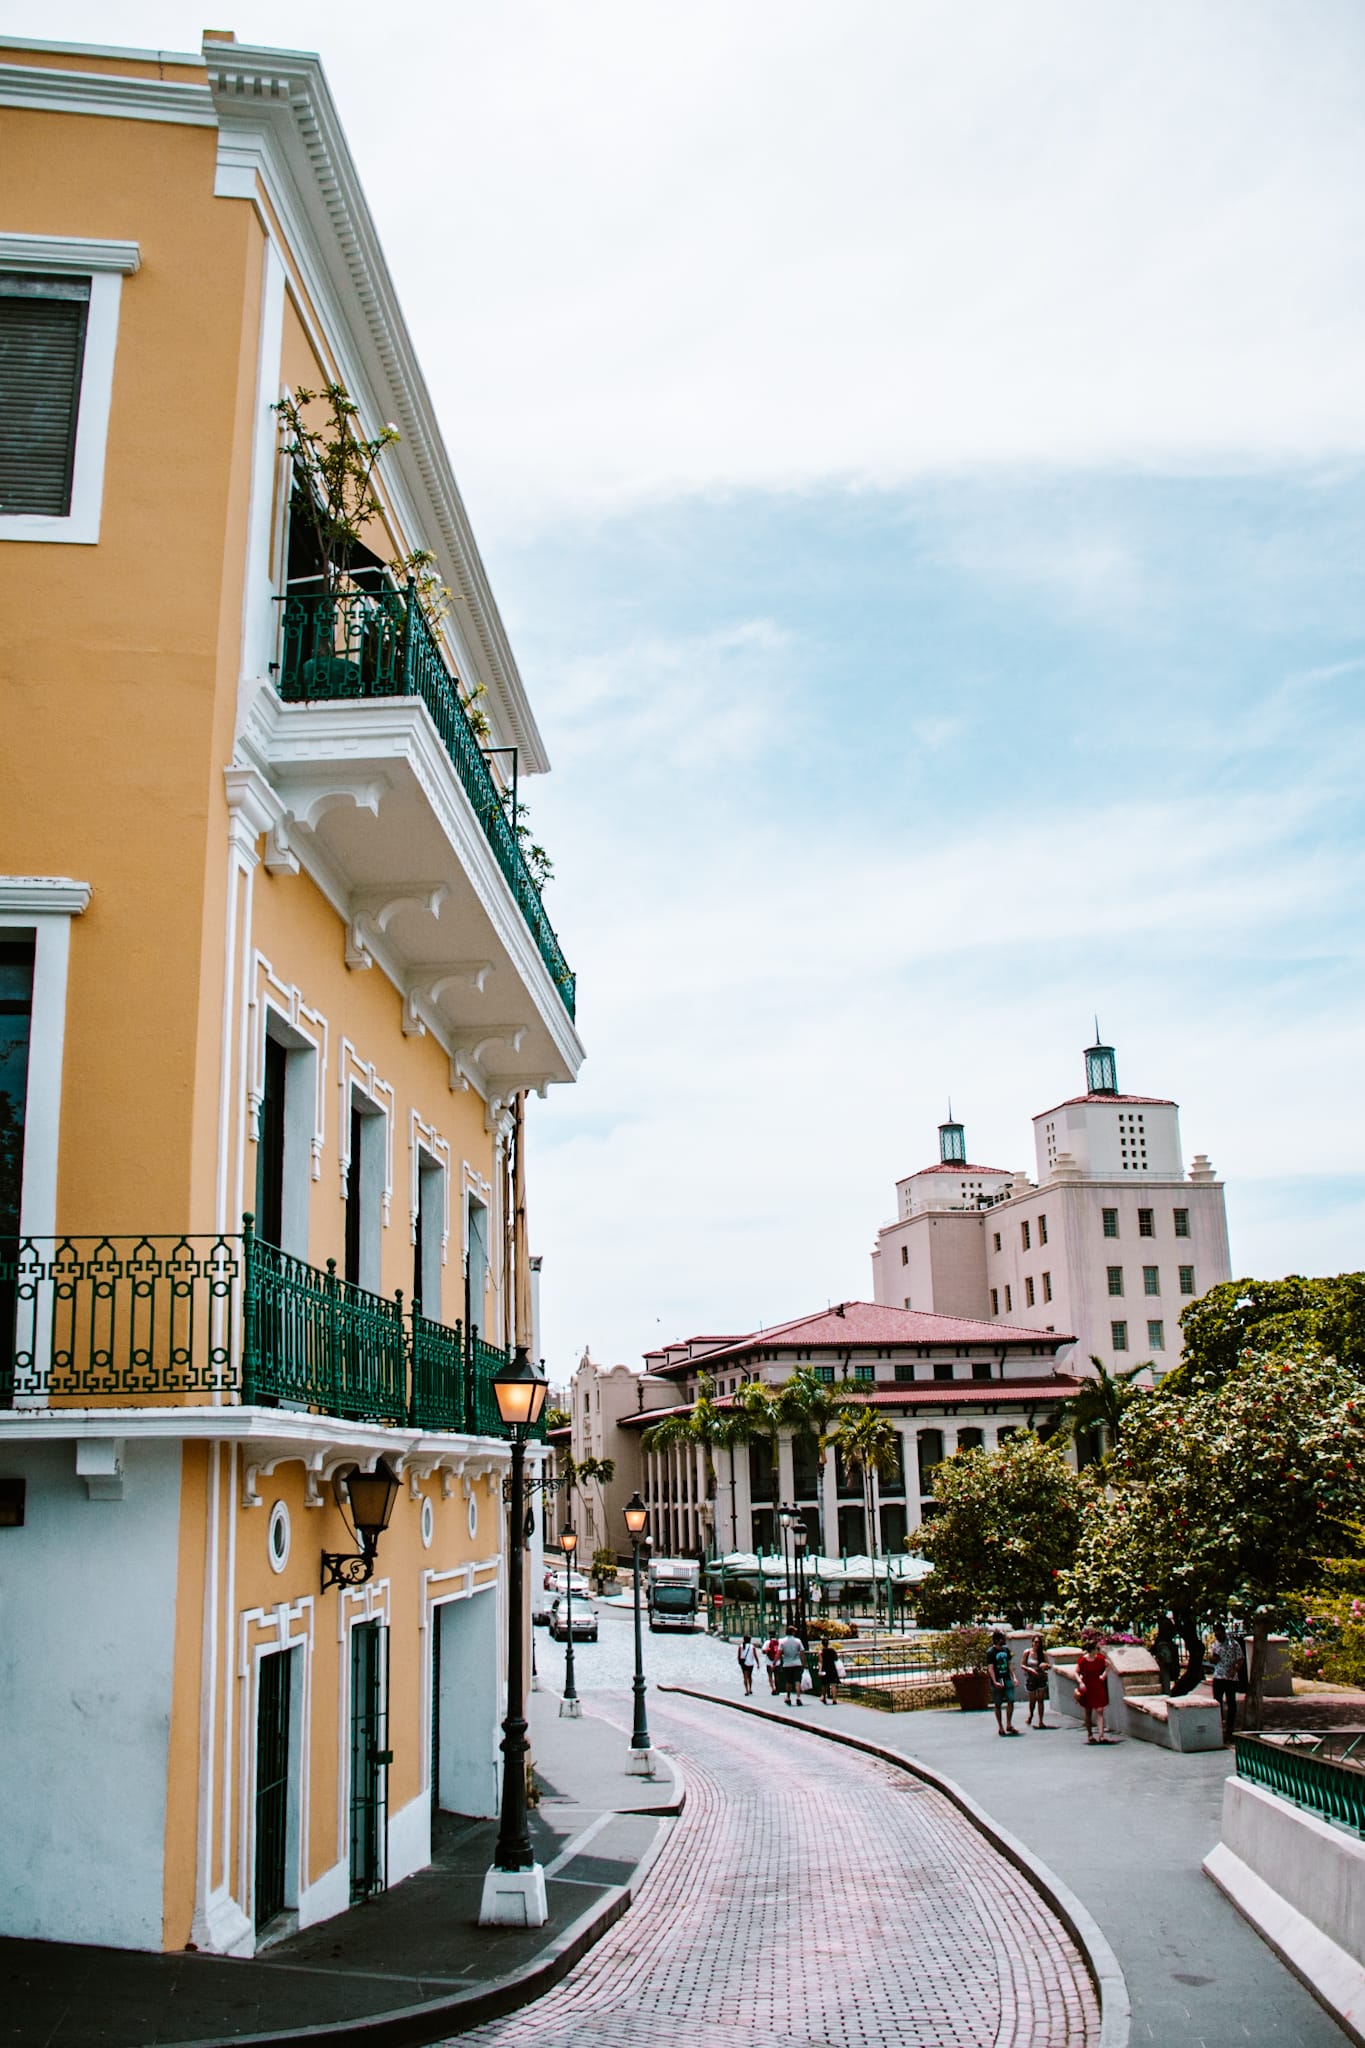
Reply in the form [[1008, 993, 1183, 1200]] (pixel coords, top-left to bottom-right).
[[250, 954, 328, 1181], [338, 1040, 395, 1225], [0, 877, 90, 1238], [0, 245, 133, 547], [409, 1111, 451, 1259], [0, 231, 140, 275]]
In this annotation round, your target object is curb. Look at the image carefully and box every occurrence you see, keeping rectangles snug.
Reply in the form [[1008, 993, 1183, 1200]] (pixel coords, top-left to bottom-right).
[[661, 1684, 1131, 2048]]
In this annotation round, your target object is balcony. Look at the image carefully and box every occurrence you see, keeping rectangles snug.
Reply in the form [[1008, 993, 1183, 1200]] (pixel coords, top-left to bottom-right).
[[234, 586, 584, 1101], [0, 1227, 540, 1440]]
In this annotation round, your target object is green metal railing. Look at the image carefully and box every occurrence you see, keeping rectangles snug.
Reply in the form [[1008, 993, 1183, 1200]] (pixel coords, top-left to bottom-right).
[[242, 1233, 406, 1423], [275, 587, 576, 1019], [2, 1224, 524, 1440], [1, 1231, 239, 1403], [1236, 1733, 1365, 1835]]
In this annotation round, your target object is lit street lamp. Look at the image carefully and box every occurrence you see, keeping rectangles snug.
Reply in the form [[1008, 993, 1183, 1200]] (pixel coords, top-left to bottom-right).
[[623, 1492, 657, 1777], [479, 1348, 549, 1928], [559, 1523, 582, 1718]]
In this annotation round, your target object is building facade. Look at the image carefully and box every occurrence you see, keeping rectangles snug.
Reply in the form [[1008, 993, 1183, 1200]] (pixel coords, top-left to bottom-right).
[[871, 1039, 1231, 1374], [0, 33, 580, 1955], [613, 1305, 1081, 1558]]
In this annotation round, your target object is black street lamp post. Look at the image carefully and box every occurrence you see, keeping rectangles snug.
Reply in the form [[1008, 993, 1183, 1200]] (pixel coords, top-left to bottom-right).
[[559, 1523, 581, 1718], [623, 1492, 656, 1776], [479, 1348, 549, 1928], [793, 1518, 809, 1637]]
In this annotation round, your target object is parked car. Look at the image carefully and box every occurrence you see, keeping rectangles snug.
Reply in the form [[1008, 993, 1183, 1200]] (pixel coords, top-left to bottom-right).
[[544, 1569, 591, 1599], [549, 1596, 598, 1643]]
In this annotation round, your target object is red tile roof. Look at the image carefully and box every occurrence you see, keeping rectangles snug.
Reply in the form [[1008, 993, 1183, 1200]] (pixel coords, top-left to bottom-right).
[[647, 1300, 1074, 1376], [617, 1376, 1083, 1426], [904, 1162, 1015, 1177], [1035, 1093, 1175, 1117]]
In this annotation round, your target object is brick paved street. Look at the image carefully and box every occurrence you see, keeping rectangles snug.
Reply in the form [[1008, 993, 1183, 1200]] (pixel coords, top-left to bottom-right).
[[456, 1690, 1099, 2048]]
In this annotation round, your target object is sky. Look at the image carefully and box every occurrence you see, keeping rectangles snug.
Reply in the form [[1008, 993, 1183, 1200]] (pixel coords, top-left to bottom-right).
[[10, 3, 1364, 1371]]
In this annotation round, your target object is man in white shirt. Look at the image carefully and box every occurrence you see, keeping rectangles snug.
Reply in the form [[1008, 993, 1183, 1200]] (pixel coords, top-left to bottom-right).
[[778, 1629, 807, 1706]]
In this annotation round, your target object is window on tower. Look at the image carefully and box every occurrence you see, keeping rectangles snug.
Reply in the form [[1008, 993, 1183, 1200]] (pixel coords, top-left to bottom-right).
[[1107, 1266, 1124, 1296], [1111, 1321, 1128, 1350], [900, 1245, 908, 1265], [1021, 1221, 1031, 1250], [992, 1231, 1001, 1253], [1179, 1265, 1195, 1295], [1004, 1284, 1013, 1312], [1138, 1208, 1154, 1237], [1148, 1321, 1165, 1350], [1042, 1271, 1053, 1302], [990, 1288, 999, 1316], [1173, 1208, 1190, 1237], [1024, 1276, 1035, 1307], [1038, 1214, 1048, 1244], [1143, 1266, 1160, 1295], [1102, 1208, 1119, 1238]]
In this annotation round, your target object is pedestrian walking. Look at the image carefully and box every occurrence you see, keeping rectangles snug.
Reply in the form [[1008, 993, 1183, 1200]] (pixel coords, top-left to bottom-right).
[[778, 1627, 806, 1706], [1152, 1616, 1179, 1695], [1022, 1634, 1051, 1727], [987, 1629, 1020, 1736], [819, 1636, 841, 1705], [1210, 1622, 1246, 1744], [736, 1634, 758, 1698], [1074, 1633, 1115, 1743], [764, 1635, 781, 1695]]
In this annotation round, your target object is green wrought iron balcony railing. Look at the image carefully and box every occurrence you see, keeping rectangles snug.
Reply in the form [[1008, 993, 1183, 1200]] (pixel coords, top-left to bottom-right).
[[274, 586, 575, 1020], [1235, 1732, 1365, 1836], [0, 1223, 538, 1440]]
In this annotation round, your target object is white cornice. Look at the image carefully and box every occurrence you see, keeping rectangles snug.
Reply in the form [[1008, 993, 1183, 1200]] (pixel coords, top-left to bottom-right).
[[0, 59, 213, 125], [204, 42, 551, 776], [0, 232, 140, 274], [0, 876, 91, 915]]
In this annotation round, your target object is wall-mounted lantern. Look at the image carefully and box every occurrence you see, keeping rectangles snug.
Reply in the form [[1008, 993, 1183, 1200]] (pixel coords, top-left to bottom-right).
[[321, 1459, 400, 1591]]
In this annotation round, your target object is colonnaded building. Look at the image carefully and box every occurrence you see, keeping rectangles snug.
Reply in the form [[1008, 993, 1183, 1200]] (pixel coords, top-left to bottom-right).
[[870, 1036, 1232, 1376], [558, 1037, 1231, 1561], [561, 1305, 1085, 1560], [0, 33, 581, 1954]]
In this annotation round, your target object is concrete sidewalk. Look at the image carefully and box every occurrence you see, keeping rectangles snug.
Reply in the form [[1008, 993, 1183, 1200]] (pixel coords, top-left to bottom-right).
[[668, 1682, 1347, 2048], [0, 1697, 681, 2048]]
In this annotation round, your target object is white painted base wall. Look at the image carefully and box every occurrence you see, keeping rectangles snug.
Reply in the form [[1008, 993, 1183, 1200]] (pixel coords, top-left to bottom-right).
[[0, 1439, 182, 1948], [297, 1858, 350, 1933], [1205, 1775, 1365, 2045], [387, 1788, 431, 1891]]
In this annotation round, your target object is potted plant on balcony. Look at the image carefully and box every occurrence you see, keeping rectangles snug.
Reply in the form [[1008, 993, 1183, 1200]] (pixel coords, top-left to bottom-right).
[[274, 384, 399, 692], [929, 1626, 995, 1710]]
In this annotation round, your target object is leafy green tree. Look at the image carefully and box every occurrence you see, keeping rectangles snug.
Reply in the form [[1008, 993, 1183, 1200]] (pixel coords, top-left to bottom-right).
[[734, 1377, 783, 1533], [914, 1435, 1085, 1626], [1059, 1343, 1365, 1726], [1173, 1274, 1365, 1391]]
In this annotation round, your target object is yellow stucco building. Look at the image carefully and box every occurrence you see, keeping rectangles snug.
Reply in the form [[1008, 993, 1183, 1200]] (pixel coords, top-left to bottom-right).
[[0, 31, 582, 1954]]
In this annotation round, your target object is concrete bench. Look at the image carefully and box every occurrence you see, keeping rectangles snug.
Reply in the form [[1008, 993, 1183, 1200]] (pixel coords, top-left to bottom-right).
[[1123, 1691, 1224, 1752]]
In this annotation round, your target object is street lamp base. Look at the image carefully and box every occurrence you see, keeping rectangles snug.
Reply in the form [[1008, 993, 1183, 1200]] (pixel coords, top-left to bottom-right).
[[625, 1745, 659, 1778], [478, 1863, 548, 1927], [559, 1696, 583, 1719]]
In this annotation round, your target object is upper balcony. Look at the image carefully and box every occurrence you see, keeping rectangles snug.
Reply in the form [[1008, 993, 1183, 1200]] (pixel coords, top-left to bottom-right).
[[233, 585, 583, 1101], [0, 1226, 542, 1444]]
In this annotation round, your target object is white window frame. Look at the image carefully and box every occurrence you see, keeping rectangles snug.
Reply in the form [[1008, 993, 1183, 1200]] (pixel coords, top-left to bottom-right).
[[0, 877, 90, 1234], [0, 234, 139, 546]]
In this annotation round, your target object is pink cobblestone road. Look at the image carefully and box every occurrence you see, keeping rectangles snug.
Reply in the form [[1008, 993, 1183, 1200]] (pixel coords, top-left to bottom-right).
[[455, 1693, 1099, 2048]]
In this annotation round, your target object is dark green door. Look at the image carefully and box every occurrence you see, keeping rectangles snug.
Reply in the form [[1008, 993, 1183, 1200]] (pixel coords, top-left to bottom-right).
[[254, 1651, 292, 1931], [350, 1622, 390, 1900]]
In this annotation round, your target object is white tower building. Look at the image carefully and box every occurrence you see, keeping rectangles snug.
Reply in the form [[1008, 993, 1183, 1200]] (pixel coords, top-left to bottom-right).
[[871, 1036, 1232, 1376]]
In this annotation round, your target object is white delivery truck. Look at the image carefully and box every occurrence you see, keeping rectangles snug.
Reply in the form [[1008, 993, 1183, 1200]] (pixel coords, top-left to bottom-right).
[[647, 1556, 701, 1632]]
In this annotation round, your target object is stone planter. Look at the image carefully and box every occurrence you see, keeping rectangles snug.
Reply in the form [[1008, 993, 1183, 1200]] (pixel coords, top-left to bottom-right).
[[951, 1670, 993, 1712]]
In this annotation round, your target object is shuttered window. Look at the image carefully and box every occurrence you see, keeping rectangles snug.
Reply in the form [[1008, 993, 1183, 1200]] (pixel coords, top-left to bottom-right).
[[0, 274, 90, 517]]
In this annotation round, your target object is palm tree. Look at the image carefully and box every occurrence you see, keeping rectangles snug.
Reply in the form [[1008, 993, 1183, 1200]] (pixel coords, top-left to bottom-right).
[[775, 1366, 847, 1554], [642, 1375, 738, 1559], [833, 1404, 900, 1562], [1050, 1355, 1150, 1466], [553, 1449, 615, 1551], [734, 1377, 783, 1549]]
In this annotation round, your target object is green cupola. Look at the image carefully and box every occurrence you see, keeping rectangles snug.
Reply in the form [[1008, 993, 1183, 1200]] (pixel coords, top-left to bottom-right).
[[938, 1103, 967, 1165], [1085, 1023, 1118, 1096]]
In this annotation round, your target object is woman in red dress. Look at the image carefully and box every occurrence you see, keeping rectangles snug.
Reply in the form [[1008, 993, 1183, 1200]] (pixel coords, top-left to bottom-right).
[[1075, 1633, 1115, 1744]]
